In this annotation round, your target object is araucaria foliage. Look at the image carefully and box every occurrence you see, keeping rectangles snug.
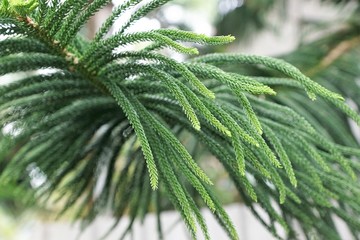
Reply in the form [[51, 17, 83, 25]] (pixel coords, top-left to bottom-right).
[[0, 0, 359, 239]]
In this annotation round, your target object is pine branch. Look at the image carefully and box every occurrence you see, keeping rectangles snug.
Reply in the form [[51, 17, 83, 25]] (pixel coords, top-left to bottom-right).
[[0, 1, 359, 240]]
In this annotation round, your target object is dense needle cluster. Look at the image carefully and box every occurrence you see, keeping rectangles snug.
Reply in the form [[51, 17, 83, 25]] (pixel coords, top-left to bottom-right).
[[0, 0, 359, 239]]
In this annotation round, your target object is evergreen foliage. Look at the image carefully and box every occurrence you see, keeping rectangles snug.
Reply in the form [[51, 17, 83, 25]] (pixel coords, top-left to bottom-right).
[[0, 0, 359, 239], [216, 0, 360, 41]]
